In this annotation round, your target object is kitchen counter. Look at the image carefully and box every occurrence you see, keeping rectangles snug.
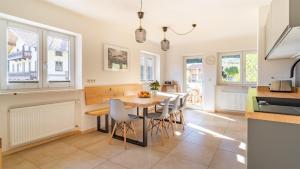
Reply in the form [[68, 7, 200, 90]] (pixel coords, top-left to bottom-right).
[[246, 86, 300, 124]]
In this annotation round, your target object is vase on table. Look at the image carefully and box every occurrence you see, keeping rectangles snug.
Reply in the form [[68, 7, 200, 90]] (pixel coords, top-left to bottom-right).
[[151, 90, 158, 96]]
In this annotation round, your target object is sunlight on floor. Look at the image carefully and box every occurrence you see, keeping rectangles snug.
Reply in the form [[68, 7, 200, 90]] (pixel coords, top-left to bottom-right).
[[239, 142, 247, 150], [194, 110, 236, 121], [236, 154, 246, 164], [174, 131, 182, 136], [187, 123, 234, 140]]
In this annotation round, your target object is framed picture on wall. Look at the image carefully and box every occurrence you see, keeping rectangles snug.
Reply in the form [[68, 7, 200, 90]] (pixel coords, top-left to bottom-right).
[[104, 44, 129, 71]]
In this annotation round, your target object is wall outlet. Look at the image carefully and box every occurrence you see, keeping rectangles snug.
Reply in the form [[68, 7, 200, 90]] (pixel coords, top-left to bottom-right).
[[87, 79, 96, 83]]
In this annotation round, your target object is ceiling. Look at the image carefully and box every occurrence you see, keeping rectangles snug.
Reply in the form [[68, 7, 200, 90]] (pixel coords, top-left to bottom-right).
[[43, 0, 271, 45]]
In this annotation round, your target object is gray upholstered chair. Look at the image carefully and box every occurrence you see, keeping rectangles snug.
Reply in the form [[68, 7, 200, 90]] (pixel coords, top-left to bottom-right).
[[147, 98, 171, 145], [109, 99, 138, 149]]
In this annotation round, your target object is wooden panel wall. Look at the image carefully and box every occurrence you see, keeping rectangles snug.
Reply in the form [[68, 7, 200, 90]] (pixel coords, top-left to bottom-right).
[[85, 84, 143, 105]]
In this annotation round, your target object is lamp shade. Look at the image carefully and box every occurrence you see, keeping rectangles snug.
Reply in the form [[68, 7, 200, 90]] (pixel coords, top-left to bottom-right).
[[161, 39, 170, 51], [135, 27, 146, 43]]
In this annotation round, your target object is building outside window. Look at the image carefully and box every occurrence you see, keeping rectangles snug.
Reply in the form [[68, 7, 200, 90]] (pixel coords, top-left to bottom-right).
[[1, 20, 75, 89], [55, 61, 63, 72]]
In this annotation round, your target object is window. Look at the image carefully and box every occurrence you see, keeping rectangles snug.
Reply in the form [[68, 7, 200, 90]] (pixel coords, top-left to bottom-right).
[[7, 26, 39, 83], [0, 19, 75, 89], [219, 51, 258, 85], [220, 54, 241, 83], [245, 52, 258, 83], [140, 52, 156, 82], [55, 61, 63, 72], [55, 51, 63, 56], [47, 33, 73, 83]]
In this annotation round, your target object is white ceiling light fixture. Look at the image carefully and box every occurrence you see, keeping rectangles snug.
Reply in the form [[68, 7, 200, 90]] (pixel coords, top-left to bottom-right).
[[161, 24, 197, 51], [135, 0, 146, 43]]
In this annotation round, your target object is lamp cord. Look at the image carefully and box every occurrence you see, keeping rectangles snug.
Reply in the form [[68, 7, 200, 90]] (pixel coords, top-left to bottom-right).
[[168, 26, 196, 36], [140, 0, 143, 12]]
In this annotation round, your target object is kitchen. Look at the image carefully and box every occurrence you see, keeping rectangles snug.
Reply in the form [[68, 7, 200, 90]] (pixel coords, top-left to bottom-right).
[[246, 0, 300, 168], [0, 0, 299, 169]]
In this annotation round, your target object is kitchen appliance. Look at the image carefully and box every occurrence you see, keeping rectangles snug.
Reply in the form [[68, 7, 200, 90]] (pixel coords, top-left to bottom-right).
[[270, 80, 292, 92], [253, 97, 300, 116]]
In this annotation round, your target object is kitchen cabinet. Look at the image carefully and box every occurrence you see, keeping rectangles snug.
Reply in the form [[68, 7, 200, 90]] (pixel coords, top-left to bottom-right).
[[248, 119, 300, 169], [265, 0, 300, 59]]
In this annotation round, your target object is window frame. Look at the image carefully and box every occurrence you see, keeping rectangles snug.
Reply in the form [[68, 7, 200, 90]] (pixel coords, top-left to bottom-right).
[[43, 31, 75, 88], [3, 21, 43, 89], [140, 51, 157, 82], [218, 50, 258, 86], [0, 19, 75, 90]]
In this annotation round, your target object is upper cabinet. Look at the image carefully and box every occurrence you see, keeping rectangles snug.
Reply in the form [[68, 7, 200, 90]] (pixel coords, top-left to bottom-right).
[[265, 0, 300, 60]]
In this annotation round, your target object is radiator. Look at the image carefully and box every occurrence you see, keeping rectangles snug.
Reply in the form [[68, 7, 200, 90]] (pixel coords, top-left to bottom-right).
[[9, 101, 76, 147], [216, 88, 247, 112]]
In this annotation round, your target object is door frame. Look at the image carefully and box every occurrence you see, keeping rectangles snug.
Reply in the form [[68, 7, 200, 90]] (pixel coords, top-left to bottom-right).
[[183, 55, 204, 106]]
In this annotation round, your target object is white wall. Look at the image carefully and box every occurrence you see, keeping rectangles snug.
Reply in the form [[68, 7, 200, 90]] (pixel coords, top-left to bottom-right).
[[165, 35, 257, 111], [0, 0, 165, 151], [258, 6, 295, 86]]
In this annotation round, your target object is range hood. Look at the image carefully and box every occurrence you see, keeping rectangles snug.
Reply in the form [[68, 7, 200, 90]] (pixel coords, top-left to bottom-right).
[[266, 26, 300, 59], [265, 0, 300, 60]]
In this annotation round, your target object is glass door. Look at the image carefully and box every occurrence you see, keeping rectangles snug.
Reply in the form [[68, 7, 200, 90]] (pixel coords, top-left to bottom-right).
[[183, 56, 204, 109]]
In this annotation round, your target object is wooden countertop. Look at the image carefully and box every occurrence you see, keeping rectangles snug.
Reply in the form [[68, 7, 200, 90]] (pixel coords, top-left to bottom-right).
[[246, 86, 300, 124]]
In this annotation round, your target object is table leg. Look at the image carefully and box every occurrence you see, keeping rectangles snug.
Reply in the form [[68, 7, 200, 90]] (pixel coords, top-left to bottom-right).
[[142, 107, 148, 146], [97, 116, 100, 131], [97, 115, 109, 133], [111, 107, 148, 147]]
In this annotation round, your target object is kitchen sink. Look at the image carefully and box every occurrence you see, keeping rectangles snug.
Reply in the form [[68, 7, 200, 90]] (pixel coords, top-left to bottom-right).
[[253, 97, 300, 116]]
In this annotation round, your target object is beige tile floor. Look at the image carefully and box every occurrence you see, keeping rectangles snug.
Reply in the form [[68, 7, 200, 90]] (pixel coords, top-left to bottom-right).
[[3, 109, 247, 169]]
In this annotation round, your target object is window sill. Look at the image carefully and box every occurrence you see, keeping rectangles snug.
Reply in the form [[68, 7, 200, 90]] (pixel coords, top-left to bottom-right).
[[0, 88, 83, 96]]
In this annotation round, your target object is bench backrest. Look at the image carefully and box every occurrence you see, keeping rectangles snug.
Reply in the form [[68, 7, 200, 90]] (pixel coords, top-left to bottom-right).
[[85, 84, 143, 105]]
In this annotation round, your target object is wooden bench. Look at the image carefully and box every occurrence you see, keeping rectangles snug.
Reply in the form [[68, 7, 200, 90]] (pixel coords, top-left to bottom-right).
[[85, 107, 110, 133], [84, 84, 143, 133]]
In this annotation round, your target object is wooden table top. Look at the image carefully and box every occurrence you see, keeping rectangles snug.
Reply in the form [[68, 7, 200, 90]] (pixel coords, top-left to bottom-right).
[[114, 95, 169, 108], [246, 86, 300, 124]]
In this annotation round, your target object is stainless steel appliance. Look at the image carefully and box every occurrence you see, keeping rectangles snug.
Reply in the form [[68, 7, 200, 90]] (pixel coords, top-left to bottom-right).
[[270, 80, 292, 92]]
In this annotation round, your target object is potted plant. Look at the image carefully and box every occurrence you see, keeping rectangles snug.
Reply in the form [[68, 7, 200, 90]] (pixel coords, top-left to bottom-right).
[[149, 80, 160, 95]]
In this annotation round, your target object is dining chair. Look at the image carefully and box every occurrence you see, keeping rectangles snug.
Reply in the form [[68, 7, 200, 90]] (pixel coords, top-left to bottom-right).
[[147, 98, 171, 145], [109, 99, 138, 149], [168, 95, 181, 135], [177, 93, 189, 130]]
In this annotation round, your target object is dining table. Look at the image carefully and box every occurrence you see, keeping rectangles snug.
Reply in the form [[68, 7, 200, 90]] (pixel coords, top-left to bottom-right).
[[110, 92, 187, 147]]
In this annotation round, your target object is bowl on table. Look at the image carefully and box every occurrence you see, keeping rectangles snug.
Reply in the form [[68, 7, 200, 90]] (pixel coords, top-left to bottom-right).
[[138, 91, 151, 98]]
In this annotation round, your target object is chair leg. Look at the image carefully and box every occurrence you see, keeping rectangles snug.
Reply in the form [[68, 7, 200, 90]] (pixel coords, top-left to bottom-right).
[[173, 113, 177, 129], [123, 122, 127, 149], [162, 120, 169, 138], [130, 121, 138, 140], [159, 120, 164, 145], [151, 120, 154, 136], [180, 111, 185, 130], [169, 115, 175, 136], [109, 123, 117, 145], [147, 119, 151, 131]]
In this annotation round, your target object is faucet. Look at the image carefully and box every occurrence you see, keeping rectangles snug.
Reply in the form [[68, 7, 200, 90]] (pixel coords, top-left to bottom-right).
[[290, 57, 300, 78]]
